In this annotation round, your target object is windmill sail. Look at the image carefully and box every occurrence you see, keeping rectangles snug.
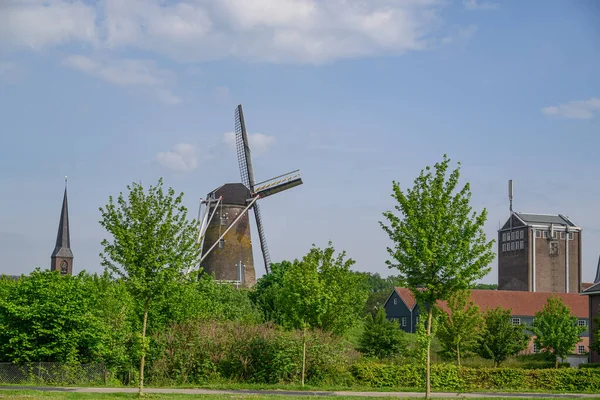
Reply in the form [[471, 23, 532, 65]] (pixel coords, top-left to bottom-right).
[[235, 104, 272, 274], [235, 105, 255, 190]]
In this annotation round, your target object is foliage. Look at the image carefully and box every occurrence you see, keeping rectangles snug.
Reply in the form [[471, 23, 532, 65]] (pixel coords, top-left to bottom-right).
[[355, 272, 403, 317], [0, 269, 106, 364], [530, 296, 586, 368], [358, 308, 407, 359], [351, 360, 600, 391], [148, 320, 357, 386], [436, 290, 482, 366], [476, 306, 529, 367], [473, 283, 497, 290], [98, 178, 200, 394], [249, 261, 292, 325], [380, 154, 495, 397]]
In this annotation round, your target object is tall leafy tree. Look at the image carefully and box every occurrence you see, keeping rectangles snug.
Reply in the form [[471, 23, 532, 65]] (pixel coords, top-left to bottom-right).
[[278, 242, 368, 386], [592, 305, 600, 353], [99, 178, 200, 396], [476, 306, 529, 367], [380, 154, 494, 398], [359, 307, 407, 359], [0, 269, 104, 364], [436, 290, 482, 366], [250, 261, 292, 324], [530, 296, 586, 368]]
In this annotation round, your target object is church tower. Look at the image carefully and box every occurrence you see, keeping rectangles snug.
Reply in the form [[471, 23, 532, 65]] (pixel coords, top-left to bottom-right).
[[51, 178, 73, 275]]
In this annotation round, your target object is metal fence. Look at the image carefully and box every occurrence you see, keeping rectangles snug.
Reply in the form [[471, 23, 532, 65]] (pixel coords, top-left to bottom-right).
[[0, 362, 107, 385]]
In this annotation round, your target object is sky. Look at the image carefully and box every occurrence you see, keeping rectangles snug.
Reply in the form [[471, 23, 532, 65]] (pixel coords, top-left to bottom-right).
[[0, 0, 599, 284]]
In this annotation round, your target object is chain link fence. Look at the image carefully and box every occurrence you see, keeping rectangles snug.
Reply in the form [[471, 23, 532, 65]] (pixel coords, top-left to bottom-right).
[[0, 362, 107, 385]]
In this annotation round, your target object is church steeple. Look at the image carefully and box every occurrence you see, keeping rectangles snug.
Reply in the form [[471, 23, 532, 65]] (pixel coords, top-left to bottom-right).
[[51, 177, 73, 275], [595, 254, 600, 284]]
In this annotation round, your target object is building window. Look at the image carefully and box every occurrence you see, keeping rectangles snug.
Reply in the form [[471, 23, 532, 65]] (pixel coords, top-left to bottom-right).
[[578, 320, 587, 327], [520, 240, 524, 250], [220, 215, 228, 226], [511, 242, 515, 251], [402, 317, 407, 327], [568, 232, 574, 240], [549, 241, 559, 256], [502, 233, 506, 241], [218, 239, 225, 249], [552, 231, 557, 239], [536, 230, 541, 238], [560, 232, 565, 239], [512, 318, 521, 325], [393, 298, 397, 305], [520, 230, 524, 239], [578, 345, 586, 354], [533, 343, 540, 353], [502, 243, 506, 252], [543, 231, 548, 239]]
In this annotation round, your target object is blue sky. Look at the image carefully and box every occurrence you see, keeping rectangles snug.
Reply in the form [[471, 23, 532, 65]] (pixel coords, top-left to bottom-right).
[[0, 0, 599, 283]]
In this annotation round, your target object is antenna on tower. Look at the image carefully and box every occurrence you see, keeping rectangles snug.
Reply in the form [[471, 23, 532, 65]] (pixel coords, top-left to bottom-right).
[[508, 179, 514, 213]]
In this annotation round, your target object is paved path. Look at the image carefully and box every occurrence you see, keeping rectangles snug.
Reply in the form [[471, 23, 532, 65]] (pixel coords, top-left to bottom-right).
[[1, 386, 599, 398]]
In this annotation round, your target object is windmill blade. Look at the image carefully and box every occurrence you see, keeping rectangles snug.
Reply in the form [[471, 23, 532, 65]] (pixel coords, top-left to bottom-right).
[[253, 202, 272, 274], [235, 104, 256, 191]]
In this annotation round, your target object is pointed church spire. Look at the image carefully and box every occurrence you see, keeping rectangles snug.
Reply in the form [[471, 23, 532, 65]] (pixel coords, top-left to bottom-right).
[[51, 177, 73, 275], [595, 254, 600, 284]]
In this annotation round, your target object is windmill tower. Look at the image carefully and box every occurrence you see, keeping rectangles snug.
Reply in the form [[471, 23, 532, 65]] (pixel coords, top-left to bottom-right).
[[195, 105, 303, 287]]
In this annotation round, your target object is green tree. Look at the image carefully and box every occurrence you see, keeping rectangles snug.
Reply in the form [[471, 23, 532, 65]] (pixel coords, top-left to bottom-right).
[[359, 308, 407, 359], [436, 290, 482, 366], [99, 178, 200, 396], [473, 283, 498, 290], [250, 261, 292, 324], [476, 306, 529, 367], [0, 269, 104, 363], [278, 242, 368, 386], [530, 296, 586, 368], [380, 154, 494, 398]]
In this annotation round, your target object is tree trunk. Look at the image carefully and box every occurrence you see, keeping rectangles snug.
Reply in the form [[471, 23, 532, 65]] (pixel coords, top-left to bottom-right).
[[426, 307, 433, 400], [555, 356, 559, 369], [139, 298, 149, 397], [301, 326, 307, 387], [457, 342, 461, 367]]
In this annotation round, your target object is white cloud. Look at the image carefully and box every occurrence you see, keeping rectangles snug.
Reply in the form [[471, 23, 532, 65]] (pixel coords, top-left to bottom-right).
[[0, 0, 98, 50], [542, 98, 600, 120], [463, 0, 498, 10], [223, 132, 275, 156], [156, 143, 198, 172], [1, 0, 449, 64], [63, 55, 181, 105]]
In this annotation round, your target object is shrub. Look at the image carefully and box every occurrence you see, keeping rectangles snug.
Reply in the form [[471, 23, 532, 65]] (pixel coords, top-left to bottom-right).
[[148, 320, 356, 386], [580, 363, 600, 369], [351, 360, 600, 391]]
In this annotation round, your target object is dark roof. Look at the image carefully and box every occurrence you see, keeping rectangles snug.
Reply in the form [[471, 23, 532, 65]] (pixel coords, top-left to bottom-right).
[[583, 282, 600, 295], [514, 213, 578, 227], [207, 183, 252, 206], [51, 187, 73, 259], [393, 287, 588, 318], [595, 255, 600, 284]]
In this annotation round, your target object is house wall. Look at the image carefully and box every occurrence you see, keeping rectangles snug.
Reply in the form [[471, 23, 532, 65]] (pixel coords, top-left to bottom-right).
[[534, 230, 581, 293], [384, 291, 417, 333], [590, 295, 600, 363]]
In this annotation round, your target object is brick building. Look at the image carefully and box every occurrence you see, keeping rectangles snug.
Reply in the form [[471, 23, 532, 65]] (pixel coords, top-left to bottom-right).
[[384, 287, 590, 355], [497, 213, 582, 293]]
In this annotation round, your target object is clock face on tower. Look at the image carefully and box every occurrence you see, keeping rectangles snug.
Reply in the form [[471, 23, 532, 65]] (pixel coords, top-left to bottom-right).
[[60, 260, 68, 275]]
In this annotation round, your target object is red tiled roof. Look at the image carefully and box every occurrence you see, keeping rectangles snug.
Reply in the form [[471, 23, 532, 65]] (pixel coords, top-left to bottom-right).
[[581, 282, 594, 291], [393, 287, 588, 318]]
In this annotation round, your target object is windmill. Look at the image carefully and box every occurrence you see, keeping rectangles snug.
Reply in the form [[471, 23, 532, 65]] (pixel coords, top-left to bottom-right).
[[193, 105, 303, 287]]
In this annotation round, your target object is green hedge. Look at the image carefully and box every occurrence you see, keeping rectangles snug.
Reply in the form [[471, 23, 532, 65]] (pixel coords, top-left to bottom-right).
[[579, 363, 600, 369], [351, 361, 600, 391]]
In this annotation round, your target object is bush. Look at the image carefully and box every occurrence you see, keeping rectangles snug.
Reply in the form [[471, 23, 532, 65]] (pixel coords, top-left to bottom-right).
[[148, 320, 357, 386], [351, 360, 600, 391], [580, 363, 600, 369]]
